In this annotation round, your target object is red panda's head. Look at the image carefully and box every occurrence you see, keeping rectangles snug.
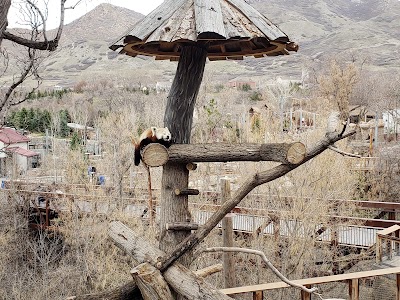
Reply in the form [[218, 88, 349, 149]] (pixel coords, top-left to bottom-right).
[[152, 127, 171, 142]]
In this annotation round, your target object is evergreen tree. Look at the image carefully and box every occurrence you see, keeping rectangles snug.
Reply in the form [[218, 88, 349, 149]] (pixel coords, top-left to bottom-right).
[[39, 109, 52, 132], [59, 109, 71, 137], [70, 131, 82, 150], [27, 108, 36, 131], [15, 108, 28, 129]]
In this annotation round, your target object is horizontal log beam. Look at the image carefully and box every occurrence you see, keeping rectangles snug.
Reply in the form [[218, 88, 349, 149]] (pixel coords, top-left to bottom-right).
[[141, 142, 306, 167]]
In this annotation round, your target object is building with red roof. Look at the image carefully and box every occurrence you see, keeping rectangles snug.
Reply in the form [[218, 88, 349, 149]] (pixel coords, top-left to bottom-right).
[[0, 127, 39, 176]]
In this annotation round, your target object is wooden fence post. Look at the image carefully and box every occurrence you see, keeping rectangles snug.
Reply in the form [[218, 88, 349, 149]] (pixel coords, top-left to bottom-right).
[[348, 278, 359, 300], [300, 285, 312, 300], [253, 290, 263, 300], [376, 234, 382, 263], [221, 179, 236, 289]]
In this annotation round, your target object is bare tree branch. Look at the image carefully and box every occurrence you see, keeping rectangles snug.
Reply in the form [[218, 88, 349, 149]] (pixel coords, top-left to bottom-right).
[[3, 0, 67, 51], [204, 247, 318, 294], [328, 145, 361, 158], [0, 50, 35, 115], [65, 0, 83, 10], [26, 0, 48, 42]]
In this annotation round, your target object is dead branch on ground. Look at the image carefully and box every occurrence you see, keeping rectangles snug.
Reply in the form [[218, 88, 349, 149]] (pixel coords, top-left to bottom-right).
[[204, 247, 318, 295]]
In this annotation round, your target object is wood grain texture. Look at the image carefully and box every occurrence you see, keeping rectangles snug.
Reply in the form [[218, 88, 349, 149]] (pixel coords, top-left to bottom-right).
[[195, 0, 225, 39], [122, 0, 186, 42], [141, 143, 169, 167], [131, 263, 174, 300], [226, 0, 287, 40], [142, 142, 306, 166]]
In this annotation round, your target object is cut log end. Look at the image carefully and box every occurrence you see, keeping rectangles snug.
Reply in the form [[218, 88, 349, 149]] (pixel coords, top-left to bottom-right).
[[141, 144, 169, 167], [287, 142, 306, 164], [131, 262, 174, 300], [186, 162, 198, 171]]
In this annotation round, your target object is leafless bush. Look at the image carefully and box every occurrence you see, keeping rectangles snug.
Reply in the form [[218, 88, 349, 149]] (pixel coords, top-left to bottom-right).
[[370, 145, 400, 201]]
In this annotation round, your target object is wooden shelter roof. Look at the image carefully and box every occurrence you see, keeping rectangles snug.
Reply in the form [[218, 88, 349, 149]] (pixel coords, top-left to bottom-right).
[[109, 0, 298, 61]]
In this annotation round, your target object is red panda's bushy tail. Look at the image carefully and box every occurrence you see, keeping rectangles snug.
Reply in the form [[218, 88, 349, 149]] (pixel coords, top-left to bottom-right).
[[134, 144, 141, 166]]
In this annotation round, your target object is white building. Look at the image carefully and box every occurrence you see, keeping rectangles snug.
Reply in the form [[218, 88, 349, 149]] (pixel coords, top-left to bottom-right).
[[383, 109, 400, 134], [0, 127, 39, 176]]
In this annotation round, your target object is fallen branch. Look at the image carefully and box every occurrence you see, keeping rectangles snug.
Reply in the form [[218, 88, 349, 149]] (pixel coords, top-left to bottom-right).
[[204, 247, 318, 295], [158, 131, 356, 272], [328, 146, 361, 158], [195, 263, 223, 278]]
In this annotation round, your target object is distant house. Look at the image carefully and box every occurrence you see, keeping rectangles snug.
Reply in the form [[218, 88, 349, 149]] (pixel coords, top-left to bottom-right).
[[227, 77, 257, 89], [0, 127, 39, 176], [349, 105, 375, 124], [53, 85, 64, 91]]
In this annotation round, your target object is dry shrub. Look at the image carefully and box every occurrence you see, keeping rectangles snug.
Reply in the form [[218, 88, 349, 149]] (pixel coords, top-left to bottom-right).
[[0, 189, 157, 299], [370, 145, 400, 201]]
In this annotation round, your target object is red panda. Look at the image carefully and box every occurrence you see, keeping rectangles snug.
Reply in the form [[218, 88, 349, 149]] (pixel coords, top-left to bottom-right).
[[134, 127, 172, 166]]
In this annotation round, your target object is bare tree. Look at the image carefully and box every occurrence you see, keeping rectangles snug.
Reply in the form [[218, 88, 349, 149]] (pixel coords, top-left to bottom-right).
[[0, 0, 81, 119]]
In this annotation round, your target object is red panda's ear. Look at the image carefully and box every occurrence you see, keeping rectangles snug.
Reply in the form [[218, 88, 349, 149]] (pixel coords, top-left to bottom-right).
[[151, 127, 157, 136]]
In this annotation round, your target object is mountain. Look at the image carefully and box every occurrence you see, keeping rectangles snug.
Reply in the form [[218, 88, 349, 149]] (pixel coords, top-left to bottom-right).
[[246, 0, 400, 74], [2, 1, 400, 88], [54, 3, 144, 44]]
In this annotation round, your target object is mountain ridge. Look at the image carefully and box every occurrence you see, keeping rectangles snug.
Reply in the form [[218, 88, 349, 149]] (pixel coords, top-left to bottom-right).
[[3, 1, 399, 88]]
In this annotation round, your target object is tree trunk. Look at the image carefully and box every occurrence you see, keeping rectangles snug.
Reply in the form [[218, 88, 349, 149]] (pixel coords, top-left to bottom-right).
[[160, 45, 207, 269], [0, 0, 11, 46]]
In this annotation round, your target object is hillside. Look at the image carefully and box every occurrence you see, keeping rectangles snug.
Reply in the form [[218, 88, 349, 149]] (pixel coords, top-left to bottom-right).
[[2, 1, 400, 88]]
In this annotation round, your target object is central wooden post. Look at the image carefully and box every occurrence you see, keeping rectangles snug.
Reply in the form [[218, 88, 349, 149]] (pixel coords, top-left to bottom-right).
[[160, 45, 207, 268]]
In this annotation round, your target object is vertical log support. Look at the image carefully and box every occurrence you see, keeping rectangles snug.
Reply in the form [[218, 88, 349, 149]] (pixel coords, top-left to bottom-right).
[[273, 215, 281, 268], [253, 290, 263, 300], [160, 45, 208, 267], [376, 233, 382, 263], [221, 179, 236, 288], [348, 278, 359, 300], [397, 273, 400, 300], [300, 285, 312, 300]]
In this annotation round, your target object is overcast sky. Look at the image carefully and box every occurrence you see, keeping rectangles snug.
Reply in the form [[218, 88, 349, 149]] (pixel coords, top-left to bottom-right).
[[8, 0, 163, 29]]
